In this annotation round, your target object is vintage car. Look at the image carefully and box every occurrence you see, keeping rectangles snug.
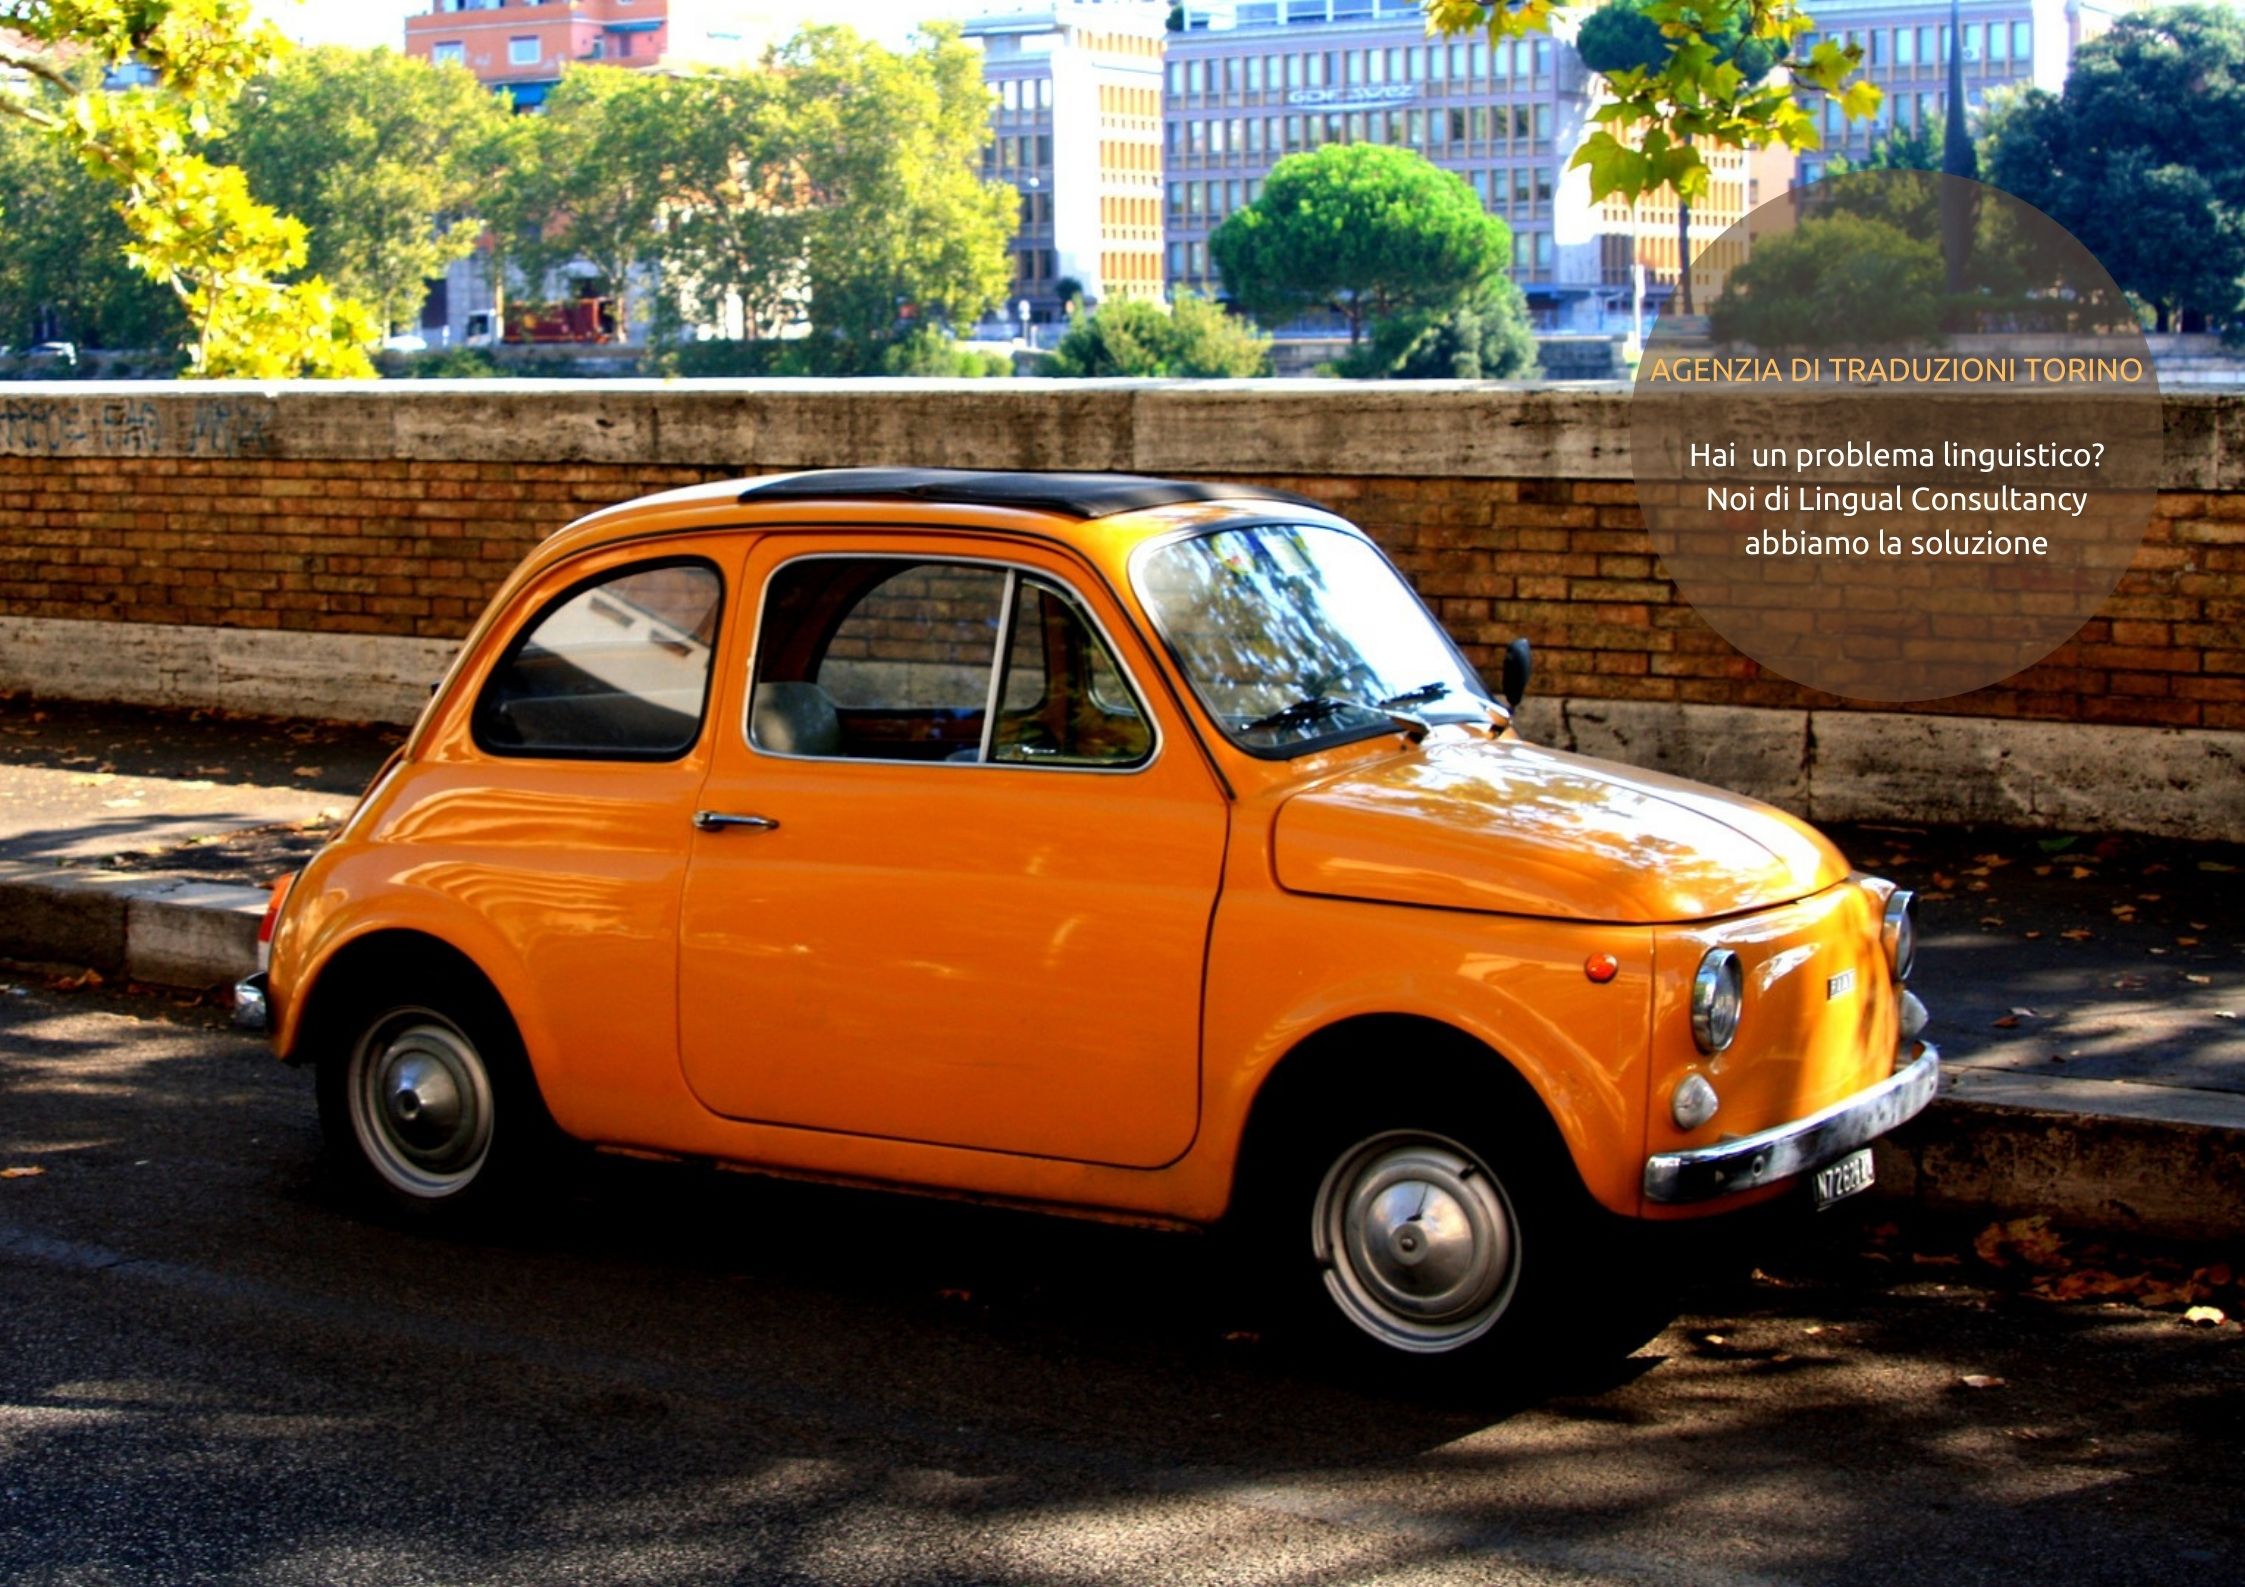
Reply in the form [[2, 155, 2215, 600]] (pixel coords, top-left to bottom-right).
[[239, 468, 1936, 1366]]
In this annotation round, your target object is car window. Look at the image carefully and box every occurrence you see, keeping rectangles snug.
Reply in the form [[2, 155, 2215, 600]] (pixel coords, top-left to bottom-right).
[[990, 578, 1153, 767], [749, 557, 1151, 769], [475, 559, 722, 759]]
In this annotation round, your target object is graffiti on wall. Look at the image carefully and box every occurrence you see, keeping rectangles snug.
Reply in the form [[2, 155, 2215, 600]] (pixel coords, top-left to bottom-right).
[[0, 398, 274, 459]]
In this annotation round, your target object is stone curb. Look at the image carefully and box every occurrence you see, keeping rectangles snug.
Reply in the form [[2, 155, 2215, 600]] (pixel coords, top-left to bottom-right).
[[0, 869, 2235, 1242], [0, 862, 265, 992], [1873, 1090, 2245, 1246]]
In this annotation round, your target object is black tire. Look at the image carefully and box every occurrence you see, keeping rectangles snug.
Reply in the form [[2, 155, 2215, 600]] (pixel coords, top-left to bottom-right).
[[1242, 1079, 1600, 1377], [313, 970, 558, 1221]]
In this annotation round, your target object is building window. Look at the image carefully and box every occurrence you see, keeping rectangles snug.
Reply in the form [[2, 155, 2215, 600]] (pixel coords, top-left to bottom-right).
[[2013, 21, 2032, 60], [509, 37, 539, 67], [432, 41, 465, 65], [1869, 29, 1884, 67], [1896, 27, 1914, 67]]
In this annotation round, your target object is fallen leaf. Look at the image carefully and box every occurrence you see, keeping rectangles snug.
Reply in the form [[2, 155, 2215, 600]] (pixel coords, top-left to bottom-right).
[[1976, 1217, 2065, 1270], [2023, 930, 2044, 940], [2190, 921, 2210, 931], [2071, 866, 2096, 881], [2061, 928, 2094, 942], [1974, 853, 2013, 869], [0, 1166, 43, 1179], [1222, 1330, 1261, 1345], [935, 1288, 972, 1303], [1960, 1374, 2006, 1389], [1979, 916, 2006, 928], [2037, 836, 2078, 854], [2010, 1006, 2039, 1018], [292, 766, 324, 779], [2185, 974, 2213, 986], [1992, 1014, 2021, 1029], [49, 969, 103, 992], [2200, 861, 2238, 874], [2177, 937, 2201, 948], [2182, 1306, 2227, 1328]]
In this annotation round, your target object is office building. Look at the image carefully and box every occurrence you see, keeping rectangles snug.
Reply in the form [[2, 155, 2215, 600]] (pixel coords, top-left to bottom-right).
[[1791, 0, 2126, 183], [965, 4, 1170, 323]]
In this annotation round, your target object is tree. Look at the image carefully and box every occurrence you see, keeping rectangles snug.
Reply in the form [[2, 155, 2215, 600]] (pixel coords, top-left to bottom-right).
[[217, 46, 509, 338], [1331, 282, 1539, 379], [0, 104, 181, 353], [1573, 0, 1782, 314], [1427, 1, 1877, 209], [1210, 144, 1509, 343], [781, 25, 1017, 373], [1708, 211, 1944, 348], [1983, 5, 2245, 331], [0, 0, 375, 375], [642, 70, 805, 342], [502, 67, 674, 342], [1048, 295, 1272, 377]]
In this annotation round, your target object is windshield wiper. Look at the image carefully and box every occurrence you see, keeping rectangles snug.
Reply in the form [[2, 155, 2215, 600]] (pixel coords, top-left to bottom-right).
[[1377, 681, 1453, 709], [1243, 694, 1428, 741]]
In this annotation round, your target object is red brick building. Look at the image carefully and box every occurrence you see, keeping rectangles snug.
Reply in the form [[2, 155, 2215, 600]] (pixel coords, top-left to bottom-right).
[[404, 1, 774, 107]]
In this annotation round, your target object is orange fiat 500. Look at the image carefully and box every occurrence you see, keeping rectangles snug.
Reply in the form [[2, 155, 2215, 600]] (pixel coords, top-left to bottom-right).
[[240, 469, 1935, 1365]]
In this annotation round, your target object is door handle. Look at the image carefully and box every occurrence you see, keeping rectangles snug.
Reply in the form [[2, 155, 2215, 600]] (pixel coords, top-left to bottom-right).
[[692, 811, 780, 833]]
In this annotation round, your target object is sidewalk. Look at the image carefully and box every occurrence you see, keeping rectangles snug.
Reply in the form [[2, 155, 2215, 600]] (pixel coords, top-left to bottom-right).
[[0, 694, 2238, 1238]]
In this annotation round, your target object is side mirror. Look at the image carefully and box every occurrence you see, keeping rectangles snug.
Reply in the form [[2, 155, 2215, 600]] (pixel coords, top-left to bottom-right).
[[1501, 637, 1532, 712]]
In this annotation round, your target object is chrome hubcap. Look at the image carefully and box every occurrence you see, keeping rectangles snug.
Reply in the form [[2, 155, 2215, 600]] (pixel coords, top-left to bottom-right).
[[350, 1012, 493, 1198], [1313, 1131, 1518, 1353]]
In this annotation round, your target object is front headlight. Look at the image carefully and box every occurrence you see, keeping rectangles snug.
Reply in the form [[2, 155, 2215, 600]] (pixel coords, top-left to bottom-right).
[[1882, 889, 1917, 983], [1691, 948, 1743, 1054]]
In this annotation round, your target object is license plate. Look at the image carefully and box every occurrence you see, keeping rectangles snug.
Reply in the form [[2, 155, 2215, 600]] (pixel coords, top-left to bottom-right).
[[1813, 1148, 1875, 1210]]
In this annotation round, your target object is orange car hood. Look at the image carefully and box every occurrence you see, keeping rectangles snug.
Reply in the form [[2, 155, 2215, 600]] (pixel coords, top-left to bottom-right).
[[1272, 735, 1849, 924]]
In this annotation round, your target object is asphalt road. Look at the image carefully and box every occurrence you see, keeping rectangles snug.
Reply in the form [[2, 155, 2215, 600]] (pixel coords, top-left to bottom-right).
[[1, 985, 2240, 1587]]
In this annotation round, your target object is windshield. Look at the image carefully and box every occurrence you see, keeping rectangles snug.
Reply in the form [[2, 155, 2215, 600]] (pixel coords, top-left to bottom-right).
[[1133, 524, 1492, 755]]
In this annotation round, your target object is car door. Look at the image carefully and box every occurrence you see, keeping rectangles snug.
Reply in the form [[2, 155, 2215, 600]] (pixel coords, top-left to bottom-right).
[[675, 532, 1229, 1169]]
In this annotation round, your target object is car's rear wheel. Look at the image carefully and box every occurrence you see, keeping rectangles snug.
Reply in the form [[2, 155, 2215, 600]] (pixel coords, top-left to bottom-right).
[[315, 976, 552, 1219]]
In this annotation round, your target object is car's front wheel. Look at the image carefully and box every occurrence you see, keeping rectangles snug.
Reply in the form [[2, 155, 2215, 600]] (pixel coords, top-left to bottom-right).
[[1311, 1128, 1525, 1354], [316, 979, 552, 1219]]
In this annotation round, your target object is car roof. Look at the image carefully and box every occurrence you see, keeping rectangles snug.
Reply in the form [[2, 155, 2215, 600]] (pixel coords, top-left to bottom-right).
[[733, 468, 1327, 520]]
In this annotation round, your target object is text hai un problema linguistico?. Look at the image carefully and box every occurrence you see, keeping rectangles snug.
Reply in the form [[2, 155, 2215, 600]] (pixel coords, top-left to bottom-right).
[[1688, 439, 2113, 558]]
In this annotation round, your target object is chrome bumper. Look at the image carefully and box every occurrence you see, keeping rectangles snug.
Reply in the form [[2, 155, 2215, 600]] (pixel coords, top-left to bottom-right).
[[232, 973, 269, 1032], [1642, 1043, 1941, 1205]]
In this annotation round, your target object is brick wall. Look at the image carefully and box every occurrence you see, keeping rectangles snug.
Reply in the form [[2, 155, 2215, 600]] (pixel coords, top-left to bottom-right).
[[0, 383, 2240, 731]]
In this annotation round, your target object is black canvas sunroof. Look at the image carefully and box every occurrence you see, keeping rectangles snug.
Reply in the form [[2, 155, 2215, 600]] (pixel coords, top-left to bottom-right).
[[736, 468, 1325, 520]]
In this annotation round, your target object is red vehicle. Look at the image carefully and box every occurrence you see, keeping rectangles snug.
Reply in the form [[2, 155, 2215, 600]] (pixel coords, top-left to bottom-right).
[[465, 299, 619, 346]]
